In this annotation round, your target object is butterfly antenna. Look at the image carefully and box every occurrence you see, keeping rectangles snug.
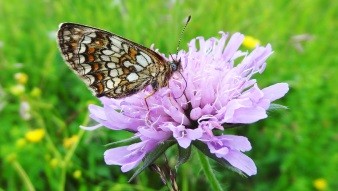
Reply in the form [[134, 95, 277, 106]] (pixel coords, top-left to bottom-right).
[[172, 16, 191, 100], [175, 15, 191, 58]]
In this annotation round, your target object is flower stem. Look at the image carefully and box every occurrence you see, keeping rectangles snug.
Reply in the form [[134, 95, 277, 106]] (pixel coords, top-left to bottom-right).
[[12, 160, 35, 191], [197, 151, 224, 191], [59, 115, 89, 191], [59, 129, 85, 191]]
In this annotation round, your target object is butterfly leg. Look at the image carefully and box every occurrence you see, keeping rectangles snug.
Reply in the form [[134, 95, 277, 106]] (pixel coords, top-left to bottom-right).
[[144, 90, 156, 110], [143, 81, 160, 109], [143, 90, 157, 126]]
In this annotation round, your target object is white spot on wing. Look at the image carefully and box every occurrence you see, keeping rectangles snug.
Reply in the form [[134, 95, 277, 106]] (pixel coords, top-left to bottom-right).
[[110, 37, 122, 48], [79, 44, 86, 53], [83, 75, 95, 85], [112, 77, 121, 86], [123, 61, 133, 67], [88, 32, 96, 38], [126, 73, 139, 82], [111, 56, 119, 63], [123, 43, 129, 53], [140, 52, 152, 63], [106, 80, 114, 89], [100, 55, 111, 61], [110, 69, 118, 77], [136, 55, 148, 67], [78, 55, 85, 64], [78, 64, 91, 75], [110, 45, 120, 52], [113, 53, 121, 57], [107, 62, 116, 69], [102, 49, 114, 55], [134, 64, 143, 72], [82, 36, 92, 44]]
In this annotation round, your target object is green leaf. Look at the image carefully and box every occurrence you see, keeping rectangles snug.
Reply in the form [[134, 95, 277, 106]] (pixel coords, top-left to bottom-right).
[[175, 145, 192, 169], [128, 140, 175, 182], [193, 141, 245, 176], [268, 103, 288, 111], [104, 136, 140, 148]]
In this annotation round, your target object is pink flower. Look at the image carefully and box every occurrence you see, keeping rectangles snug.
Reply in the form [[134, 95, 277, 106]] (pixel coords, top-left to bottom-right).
[[88, 32, 289, 176]]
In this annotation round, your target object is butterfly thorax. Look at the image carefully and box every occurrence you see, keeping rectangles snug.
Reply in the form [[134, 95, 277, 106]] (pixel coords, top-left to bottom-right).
[[151, 59, 180, 91]]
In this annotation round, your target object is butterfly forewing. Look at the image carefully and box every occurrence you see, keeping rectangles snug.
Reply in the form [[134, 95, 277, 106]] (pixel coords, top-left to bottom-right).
[[57, 23, 174, 98]]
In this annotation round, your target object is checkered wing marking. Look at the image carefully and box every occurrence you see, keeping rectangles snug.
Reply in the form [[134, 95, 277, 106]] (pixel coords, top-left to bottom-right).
[[57, 23, 172, 98]]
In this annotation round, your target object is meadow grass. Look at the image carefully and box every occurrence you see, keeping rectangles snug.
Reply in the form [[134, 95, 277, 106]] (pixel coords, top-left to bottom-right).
[[0, 0, 337, 190]]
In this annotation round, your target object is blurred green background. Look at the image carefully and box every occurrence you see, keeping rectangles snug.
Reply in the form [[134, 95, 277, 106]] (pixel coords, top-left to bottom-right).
[[0, 0, 337, 190]]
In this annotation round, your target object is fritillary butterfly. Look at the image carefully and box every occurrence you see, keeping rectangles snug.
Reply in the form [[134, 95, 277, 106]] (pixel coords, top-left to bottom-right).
[[57, 23, 181, 98]]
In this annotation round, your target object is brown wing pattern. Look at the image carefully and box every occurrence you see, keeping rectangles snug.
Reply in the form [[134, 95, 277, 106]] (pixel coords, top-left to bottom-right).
[[57, 23, 172, 98]]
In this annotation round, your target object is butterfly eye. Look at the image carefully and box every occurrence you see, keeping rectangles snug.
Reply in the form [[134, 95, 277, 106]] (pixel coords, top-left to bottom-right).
[[169, 62, 178, 71]]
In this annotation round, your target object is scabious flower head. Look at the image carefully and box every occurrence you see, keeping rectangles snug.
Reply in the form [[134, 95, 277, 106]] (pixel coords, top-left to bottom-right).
[[88, 32, 289, 176]]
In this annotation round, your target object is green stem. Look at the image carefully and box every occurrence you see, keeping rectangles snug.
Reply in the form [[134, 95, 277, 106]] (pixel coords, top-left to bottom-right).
[[181, 164, 189, 191], [197, 151, 223, 191], [12, 160, 35, 191], [59, 115, 89, 191]]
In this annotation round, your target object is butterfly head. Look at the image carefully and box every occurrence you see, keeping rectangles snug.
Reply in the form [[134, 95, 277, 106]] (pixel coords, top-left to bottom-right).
[[169, 58, 181, 72], [169, 52, 182, 72]]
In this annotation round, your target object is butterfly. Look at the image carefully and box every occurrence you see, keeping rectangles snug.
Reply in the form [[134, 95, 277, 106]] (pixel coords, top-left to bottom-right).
[[57, 23, 181, 98]]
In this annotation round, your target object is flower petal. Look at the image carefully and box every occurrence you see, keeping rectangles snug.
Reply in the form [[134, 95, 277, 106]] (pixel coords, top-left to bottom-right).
[[262, 83, 289, 101], [223, 150, 257, 176], [104, 146, 145, 172]]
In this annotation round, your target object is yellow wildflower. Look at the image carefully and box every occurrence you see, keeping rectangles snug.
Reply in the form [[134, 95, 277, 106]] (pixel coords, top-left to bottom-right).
[[63, 135, 79, 149], [14, 72, 28, 84], [30, 87, 42, 97], [313, 178, 327, 191], [25, 128, 45, 143], [73, 170, 82, 179], [10, 84, 25, 96], [243, 35, 260, 49]]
